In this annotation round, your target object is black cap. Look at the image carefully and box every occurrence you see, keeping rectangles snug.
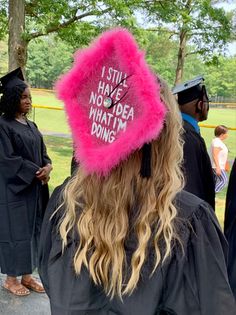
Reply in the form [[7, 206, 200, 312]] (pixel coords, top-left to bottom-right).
[[172, 75, 208, 105], [0, 68, 26, 94]]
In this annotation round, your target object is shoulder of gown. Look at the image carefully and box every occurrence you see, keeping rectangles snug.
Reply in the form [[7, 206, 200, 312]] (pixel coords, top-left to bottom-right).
[[39, 184, 236, 314], [162, 190, 236, 315]]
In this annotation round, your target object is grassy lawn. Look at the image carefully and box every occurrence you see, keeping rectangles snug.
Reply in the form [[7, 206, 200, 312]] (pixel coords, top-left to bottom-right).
[[44, 136, 73, 193], [30, 90, 70, 134], [32, 89, 235, 228], [215, 185, 228, 229], [32, 89, 63, 107]]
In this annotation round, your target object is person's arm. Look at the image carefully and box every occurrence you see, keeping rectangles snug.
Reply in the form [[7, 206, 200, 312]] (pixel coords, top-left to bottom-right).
[[0, 123, 40, 193], [36, 163, 53, 184], [32, 122, 53, 184], [212, 146, 222, 175]]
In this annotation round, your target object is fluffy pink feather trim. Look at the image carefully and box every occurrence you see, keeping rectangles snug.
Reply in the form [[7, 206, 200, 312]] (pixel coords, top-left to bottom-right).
[[56, 28, 166, 176]]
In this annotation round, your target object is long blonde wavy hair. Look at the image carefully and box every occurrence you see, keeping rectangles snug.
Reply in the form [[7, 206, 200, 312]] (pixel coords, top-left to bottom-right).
[[58, 77, 184, 298]]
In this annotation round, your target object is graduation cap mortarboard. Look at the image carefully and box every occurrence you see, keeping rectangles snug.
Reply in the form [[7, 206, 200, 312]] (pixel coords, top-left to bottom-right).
[[56, 28, 166, 176], [0, 67, 26, 94], [172, 75, 208, 106]]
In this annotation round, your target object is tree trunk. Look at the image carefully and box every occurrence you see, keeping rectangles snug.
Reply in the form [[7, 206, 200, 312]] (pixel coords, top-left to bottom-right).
[[8, 0, 27, 74], [174, 28, 187, 85]]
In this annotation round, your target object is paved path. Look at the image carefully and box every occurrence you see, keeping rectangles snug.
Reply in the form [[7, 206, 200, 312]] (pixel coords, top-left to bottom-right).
[[0, 273, 50, 315]]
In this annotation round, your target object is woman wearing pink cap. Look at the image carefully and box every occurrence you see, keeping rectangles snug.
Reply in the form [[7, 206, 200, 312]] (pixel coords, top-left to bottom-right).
[[39, 29, 235, 315]]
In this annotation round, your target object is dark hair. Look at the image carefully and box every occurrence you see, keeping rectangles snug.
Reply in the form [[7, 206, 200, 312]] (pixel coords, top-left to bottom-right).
[[0, 84, 27, 118], [214, 125, 228, 137]]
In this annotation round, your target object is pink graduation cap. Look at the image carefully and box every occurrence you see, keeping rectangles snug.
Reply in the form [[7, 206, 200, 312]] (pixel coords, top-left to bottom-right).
[[56, 28, 166, 176]]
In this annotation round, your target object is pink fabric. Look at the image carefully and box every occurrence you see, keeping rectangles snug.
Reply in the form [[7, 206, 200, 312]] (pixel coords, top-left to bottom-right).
[[56, 28, 166, 176]]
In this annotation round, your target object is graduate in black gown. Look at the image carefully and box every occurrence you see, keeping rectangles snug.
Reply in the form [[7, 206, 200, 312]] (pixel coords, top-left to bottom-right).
[[172, 76, 215, 209], [224, 158, 236, 297], [0, 68, 53, 296], [38, 28, 235, 315]]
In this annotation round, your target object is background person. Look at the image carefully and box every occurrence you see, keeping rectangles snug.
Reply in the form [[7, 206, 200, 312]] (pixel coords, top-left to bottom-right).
[[39, 29, 235, 315], [172, 76, 215, 209], [210, 125, 229, 192], [0, 68, 52, 296]]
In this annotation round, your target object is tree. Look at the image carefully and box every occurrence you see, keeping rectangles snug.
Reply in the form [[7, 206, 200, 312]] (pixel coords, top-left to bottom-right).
[[1, 0, 234, 86], [139, 30, 179, 85], [1, 0, 136, 71], [26, 36, 74, 88], [205, 56, 236, 100], [140, 30, 207, 87], [8, 0, 26, 72], [0, 0, 7, 41], [138, 0, 233, 84]]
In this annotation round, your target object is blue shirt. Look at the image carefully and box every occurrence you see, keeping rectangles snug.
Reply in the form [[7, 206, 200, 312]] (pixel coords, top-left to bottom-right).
[[181, 113, 200, 134]]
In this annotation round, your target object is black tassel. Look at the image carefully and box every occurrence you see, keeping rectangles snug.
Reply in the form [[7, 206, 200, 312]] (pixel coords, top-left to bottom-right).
[[140, 143, 152, 178]]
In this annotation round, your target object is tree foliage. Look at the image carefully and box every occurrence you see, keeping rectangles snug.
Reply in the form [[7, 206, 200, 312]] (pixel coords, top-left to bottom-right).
[[0, 0, 7, 40], [133, 30, 178, 85], [22, 34, 236, 101], [136, 0, 233, 83], [0, 0, 235, 89], [23, 0, 136, 42], [26, 36, 74, 88], [0, 0, 137, 69], [0, 40, 8, 74], [205, 56, 236, 100]]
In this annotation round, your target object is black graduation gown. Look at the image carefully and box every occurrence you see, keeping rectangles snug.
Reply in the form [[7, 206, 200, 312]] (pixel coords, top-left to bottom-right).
[[0, 115, 51, 276], [182, 120, 215, 209], [38, 182, 235, 315], [224, 158, 236, 297]]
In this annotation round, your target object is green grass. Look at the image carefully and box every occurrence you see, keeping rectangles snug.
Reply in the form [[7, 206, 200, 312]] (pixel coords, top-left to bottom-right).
[[44, 136, 73, 192], [207, 107, 236, 127], [30, 89, 70, 134], [31, 89, 236, 228], [32, 89, 63, 107], [216, 196, 226, 229], [31, 108, 70, 134]]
